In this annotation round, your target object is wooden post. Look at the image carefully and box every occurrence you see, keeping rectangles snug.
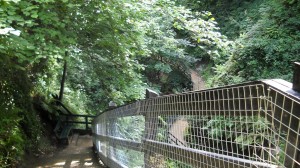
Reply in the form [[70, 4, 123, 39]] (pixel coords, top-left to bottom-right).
[[59, 51, 68, 101], [108, 101, 117, 109], [144, 89, 159, 168], [146, 89, 159, 98], [107, 101, 117, 161], [292, 62, 300, 168], [293, 62, 300, 92], [85, 116, 88, 130]]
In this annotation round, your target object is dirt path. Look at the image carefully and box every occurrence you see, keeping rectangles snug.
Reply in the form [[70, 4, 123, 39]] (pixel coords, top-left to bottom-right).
[[190, 69, 205, 91], [168, 118, 189, 146], [168, 67, 205, 146], [21, 134, 106, 168]]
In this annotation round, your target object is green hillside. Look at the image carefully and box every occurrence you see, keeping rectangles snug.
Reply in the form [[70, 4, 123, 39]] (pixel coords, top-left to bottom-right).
[[1, 0, 299, 167]]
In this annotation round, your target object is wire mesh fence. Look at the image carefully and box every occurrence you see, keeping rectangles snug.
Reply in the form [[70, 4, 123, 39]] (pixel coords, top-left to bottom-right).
[[92, 80, 300, 168]]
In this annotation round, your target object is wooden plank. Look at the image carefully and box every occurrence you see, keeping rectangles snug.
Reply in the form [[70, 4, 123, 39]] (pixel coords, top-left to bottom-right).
[[94, 134, 142, 152], [66, 121, 92, 124], [146, 89, 159, 98], [61, 114, 95, 118], [261, 79, 300, 168], [293, 62, 300, 92], [60, 125, 73, 139], [262, 79, 300, 100], [141, 84, 263, 117]]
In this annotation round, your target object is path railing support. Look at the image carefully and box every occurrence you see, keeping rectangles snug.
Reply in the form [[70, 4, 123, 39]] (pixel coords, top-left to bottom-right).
[[293, 62, 300, 92], [92, 79, 300, 168]]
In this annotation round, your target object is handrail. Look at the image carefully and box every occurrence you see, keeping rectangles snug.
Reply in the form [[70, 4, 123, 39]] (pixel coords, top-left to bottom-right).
[[92, 79, 300, 168], [51, 96, 95, 131], [61, 114, 95, 130]]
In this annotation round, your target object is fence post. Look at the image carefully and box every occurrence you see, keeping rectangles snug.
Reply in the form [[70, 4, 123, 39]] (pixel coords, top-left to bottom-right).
[[59, 52, 68, 102], [107, 101, 117, 164], [290, 62, 300, 168], [144, 89, 159, 168], [85, 116, 88, 130], [109, 101, 117, 109], [293, 62, 300, 92]]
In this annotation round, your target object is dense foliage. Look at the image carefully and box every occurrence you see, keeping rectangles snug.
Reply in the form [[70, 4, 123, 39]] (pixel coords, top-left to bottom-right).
[[1, 0, 299, 166], [179, 0, 300, 86], [178, 1, 300, 166], [1, 0, 71, 166], [0, 0, 228, 166]]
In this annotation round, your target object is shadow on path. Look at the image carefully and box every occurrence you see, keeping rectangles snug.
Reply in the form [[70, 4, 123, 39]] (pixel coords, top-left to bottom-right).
[[21, 134, 106, 168]]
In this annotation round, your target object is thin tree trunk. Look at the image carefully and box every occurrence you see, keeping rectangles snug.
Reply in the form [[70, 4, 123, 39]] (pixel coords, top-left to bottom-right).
[[59, 52, 68, 101]]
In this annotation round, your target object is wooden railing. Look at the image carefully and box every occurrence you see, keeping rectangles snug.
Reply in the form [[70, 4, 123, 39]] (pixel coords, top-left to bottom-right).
[[91, 63, 300, 168], [62, 114, 95, 131], [92, 79, 300, 168]]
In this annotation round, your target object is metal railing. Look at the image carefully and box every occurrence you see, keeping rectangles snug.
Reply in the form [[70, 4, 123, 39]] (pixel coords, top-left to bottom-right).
[[92, 79, 300, 168]]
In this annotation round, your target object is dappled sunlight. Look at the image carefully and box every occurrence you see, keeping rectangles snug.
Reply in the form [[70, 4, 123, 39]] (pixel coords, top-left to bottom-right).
[[54, 161, 66, 166], [29, 154, 103, 168], [70, 160, 79, 166], [84, 158, 94, 166], [28, 153, 101, 168], [84, 162, 93, 166], [22, 135, 106, 168]]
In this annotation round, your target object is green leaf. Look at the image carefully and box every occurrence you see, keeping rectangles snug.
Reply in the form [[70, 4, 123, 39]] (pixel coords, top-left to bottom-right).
[[31, 13, 38, 18]]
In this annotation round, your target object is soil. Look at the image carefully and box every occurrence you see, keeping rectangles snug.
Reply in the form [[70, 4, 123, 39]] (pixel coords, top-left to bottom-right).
[[168, 118, 189, 146], [190, 69, 205, 91], [20, 134, 106, 168], [168, 65, 206, 146], [190, 61, 207, 91]]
